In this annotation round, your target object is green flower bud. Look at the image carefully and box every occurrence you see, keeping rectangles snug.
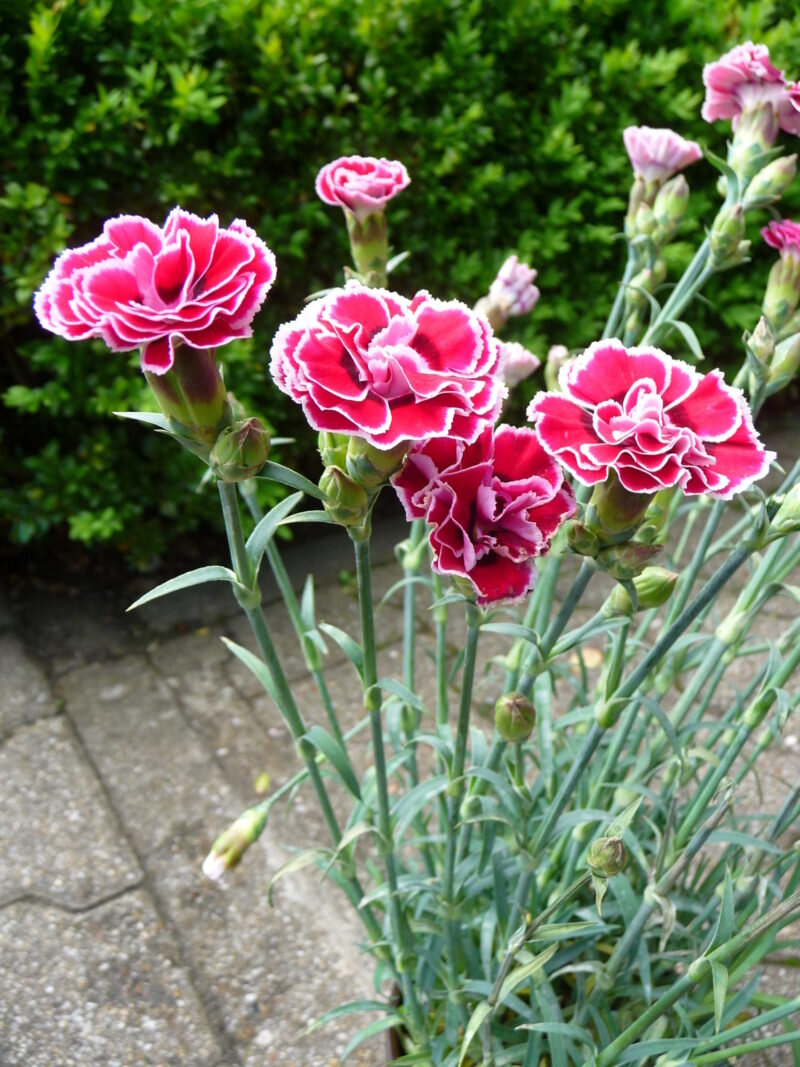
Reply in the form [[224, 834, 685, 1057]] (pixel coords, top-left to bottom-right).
[[729, 103, 779, 178], [494, 692, 536, 743], [319, 465, 370, 527], [584, 472, 654, 545], [763, 258, 800, 334], [202, 807, 267, 881], [710, 204, 746, 268], [604, 565, 678, 616], [318, 431, 350, 469], [747, 316, 775, 365], [767, 332, 800, 389], [587, 836, 627, 877], [566, 520, 601, 558], [743, 153, 797, 209], [346, 436, 408, 489], [596, 542, 663, 581], [625, 176, 648, 239], [769, 483, 800, 538], [209, 418, 270, 482], [652, 175, 690, 244]]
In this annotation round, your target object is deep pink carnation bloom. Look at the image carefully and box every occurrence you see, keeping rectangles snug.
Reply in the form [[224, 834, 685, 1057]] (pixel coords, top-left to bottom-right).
[[762, 218, 800, 257], [528, 340, 774, 500], [702, 42, 800, 134], [315, 156, 410, 222], [392, 426, 576, 605], [270, 284, 505, 449], [622, 127, 702, 184], [34, 209, 276, 374]]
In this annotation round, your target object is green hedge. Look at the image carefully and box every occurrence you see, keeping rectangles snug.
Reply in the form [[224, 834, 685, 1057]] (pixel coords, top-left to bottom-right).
[[3, 0, 800, 562]]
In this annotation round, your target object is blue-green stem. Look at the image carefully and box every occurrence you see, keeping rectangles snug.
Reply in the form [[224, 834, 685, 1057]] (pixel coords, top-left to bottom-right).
[[442, 601, 481, 1000], [603, 250, 637, 339], [217, 482, 382, 943], [350, 529, 425, 1035], [640, 236, 711, 347]]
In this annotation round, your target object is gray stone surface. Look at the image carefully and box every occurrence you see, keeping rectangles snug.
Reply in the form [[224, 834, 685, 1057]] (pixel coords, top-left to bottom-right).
[[0, 718, 142, 909], [0, 633, 58, 735], [0, 892, 222, 1067]]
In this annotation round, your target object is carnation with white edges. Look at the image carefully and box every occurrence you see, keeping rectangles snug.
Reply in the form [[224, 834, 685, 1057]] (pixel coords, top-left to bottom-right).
[[528, 340, 774, 500]]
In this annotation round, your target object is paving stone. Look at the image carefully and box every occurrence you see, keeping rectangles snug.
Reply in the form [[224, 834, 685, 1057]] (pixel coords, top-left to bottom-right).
[[0, 892, 222, 1067], [0, 633, 58, 736], [58, 655, 240, 856], [0, 718, 142, 909], [146, 822, 383, 1067]]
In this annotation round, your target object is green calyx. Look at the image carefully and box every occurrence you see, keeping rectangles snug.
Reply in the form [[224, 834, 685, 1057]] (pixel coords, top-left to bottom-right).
[[494, 691, 536, 743], [210, 418, 271, 482]]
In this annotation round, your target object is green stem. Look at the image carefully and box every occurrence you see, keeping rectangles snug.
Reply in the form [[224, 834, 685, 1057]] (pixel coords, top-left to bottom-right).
[[351, 530, 425, 1035], [693, 1032, 800, 1065], [641, 236, 711, 346], [603, 251, 636, 339]]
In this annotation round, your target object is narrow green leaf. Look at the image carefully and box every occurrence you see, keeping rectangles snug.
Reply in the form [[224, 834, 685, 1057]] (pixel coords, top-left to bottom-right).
[[711, 960, 729, 1033], [304, 724, 361, 799], [392, 775, 448, 843], [517, 1021, 595, 1048], [591, 873, 608, 917], [498, 943, 559, 1004], [304, 999, 396, 1035], [280, 509, 337, 527], [530, 920, 611, 941], [267, 848, 329, 905], [379, 677, 427, 713], [127, 565, 238, 611], [481, 621, 540, 644], [245, 492, 303, 574], [605, 796, 644, 840], [301, 574, 315, 629], [221, 637, 281, 705], [258, 460, 326, 501], [458, 1000, 492, 1067], [114, 409, 172, 430], [340, 1014, 405, 1062], [318, 622, 364, 675], [710, 868, 735, 949], [666, 318, 705, 360]]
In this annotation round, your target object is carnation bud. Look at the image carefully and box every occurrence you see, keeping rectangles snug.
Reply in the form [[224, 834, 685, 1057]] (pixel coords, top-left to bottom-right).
[[632, 202, 656, 238], [202, 807, 267, 881], [587, 836, 627, 877], [584, 471, 654, 544], [209, 418, 270, 482], [604, 566, 678, 616], [748, 316, 775, 365], [625, 176, 647, 238], [652, 175, 690, 243], [145, 342, 231, 449], [494, 692, 536, 743], [544, 344, 570, 391], [743, 154, 798, 210], [477, 255, 540, 330], [596, 541, 663, 580], [501, 341, 541, 388], [767, 331, 800, 389], [729, 103, 779, 178], [710, 204, 746, 268], [636, 487, 676, 544], [345, 437, 407, 489], [763, 257, 800, 333], [318, 431, 349, 469], [319, 465, 370, 527], [769, 483, 800, 538]]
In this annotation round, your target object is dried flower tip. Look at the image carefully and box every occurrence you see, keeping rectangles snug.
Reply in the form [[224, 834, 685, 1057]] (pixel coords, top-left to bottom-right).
[[202, 807, 268, 882], [587, 836, 627, 877]]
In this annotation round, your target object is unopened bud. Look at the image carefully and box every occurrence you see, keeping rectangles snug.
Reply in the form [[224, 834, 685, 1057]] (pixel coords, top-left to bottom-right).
[[202, 807, 267, 881], [743, 153, 798, 209], [710, 205, 746, 267], [625, 176, 647, 238], [769, 483, 800, 538], [544, 344, 570, 391], [319, 465, 370, 527], [652, 175, 690, 243], [345, 436, 407, 489], [587, 836, 627, 877], [477, 255, 539, 330], [584, 472, 654, 545], [763, 257, 800, 333], [604, 566, 678, 616], [210, 418, 270, 482], [748, 316, 775, 364], [596, 542, 663, 580], [318, 430, 349, 469], [501, 341, 541, 388], [768, 331, 800, 389], [729, 103, 779, 178], [494, 692, 536, 743]]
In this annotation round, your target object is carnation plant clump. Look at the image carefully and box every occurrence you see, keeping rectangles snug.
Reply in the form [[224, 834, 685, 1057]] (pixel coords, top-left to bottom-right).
[[34, 44, 800, 1066]]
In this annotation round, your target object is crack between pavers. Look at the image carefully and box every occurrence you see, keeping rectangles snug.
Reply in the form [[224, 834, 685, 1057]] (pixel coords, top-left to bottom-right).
[[61, 699, 244, 1067], [0, 879, 144, 916]]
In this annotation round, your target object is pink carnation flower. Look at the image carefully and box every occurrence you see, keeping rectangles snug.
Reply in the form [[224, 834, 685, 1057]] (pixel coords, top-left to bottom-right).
[[528, 340, 773, 500], [622, 127, 703, 184], [34, 209, 276, 374], [270, 284, 505, 449], [762, 218, 800, 257], [701, 42, 800, 134], [501, 341, 541, 388], [489, 255, 540, 318], [392, 426, 576, 605], [315, 155, 410, 221]]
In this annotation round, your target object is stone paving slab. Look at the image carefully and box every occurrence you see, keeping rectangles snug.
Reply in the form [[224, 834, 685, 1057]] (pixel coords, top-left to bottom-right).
[[0, 717, 142, 909], [0, 632, 58, 736], [0, 891, 223, 1067]]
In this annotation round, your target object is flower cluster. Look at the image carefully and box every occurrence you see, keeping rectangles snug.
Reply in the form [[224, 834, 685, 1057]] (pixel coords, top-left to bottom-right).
[[762, 219, 800, 257], [315, 155, 410, 221], [702, 42, 800, 134], [392, 426, 575, 605], [529, 340, 773, 500], [270, 284, 505, 449], [34, 209, 276, 374]]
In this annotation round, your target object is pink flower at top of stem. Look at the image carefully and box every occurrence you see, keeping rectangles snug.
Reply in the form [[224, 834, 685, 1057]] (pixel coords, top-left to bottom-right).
[[622, 126, 703, 185], [315, 155, 410, 222], [34, 209, 276, 375], [701, 42, 800, 135], [528, 339, 774, 500]]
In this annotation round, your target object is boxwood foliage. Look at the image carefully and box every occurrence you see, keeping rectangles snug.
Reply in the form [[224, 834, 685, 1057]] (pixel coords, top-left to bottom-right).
[[2, 0, 800, 560]]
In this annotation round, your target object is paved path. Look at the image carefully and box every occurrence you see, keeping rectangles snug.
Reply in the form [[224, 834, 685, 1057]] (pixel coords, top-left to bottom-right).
[[2, 426, 799, 1066]]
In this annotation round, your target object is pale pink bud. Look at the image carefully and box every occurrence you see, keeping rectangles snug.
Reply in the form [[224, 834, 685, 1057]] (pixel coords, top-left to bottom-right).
[[483, 255, 539, 329], [622, 127, 702, 185], [501, 341, 540, 387]]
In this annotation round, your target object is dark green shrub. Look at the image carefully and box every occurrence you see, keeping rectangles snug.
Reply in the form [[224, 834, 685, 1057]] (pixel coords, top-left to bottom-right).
[[2, 0, 800, 561]]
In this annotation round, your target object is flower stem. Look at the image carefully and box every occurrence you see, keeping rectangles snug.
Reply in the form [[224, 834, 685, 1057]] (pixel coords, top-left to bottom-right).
[[350, 529, 426, 1036]]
